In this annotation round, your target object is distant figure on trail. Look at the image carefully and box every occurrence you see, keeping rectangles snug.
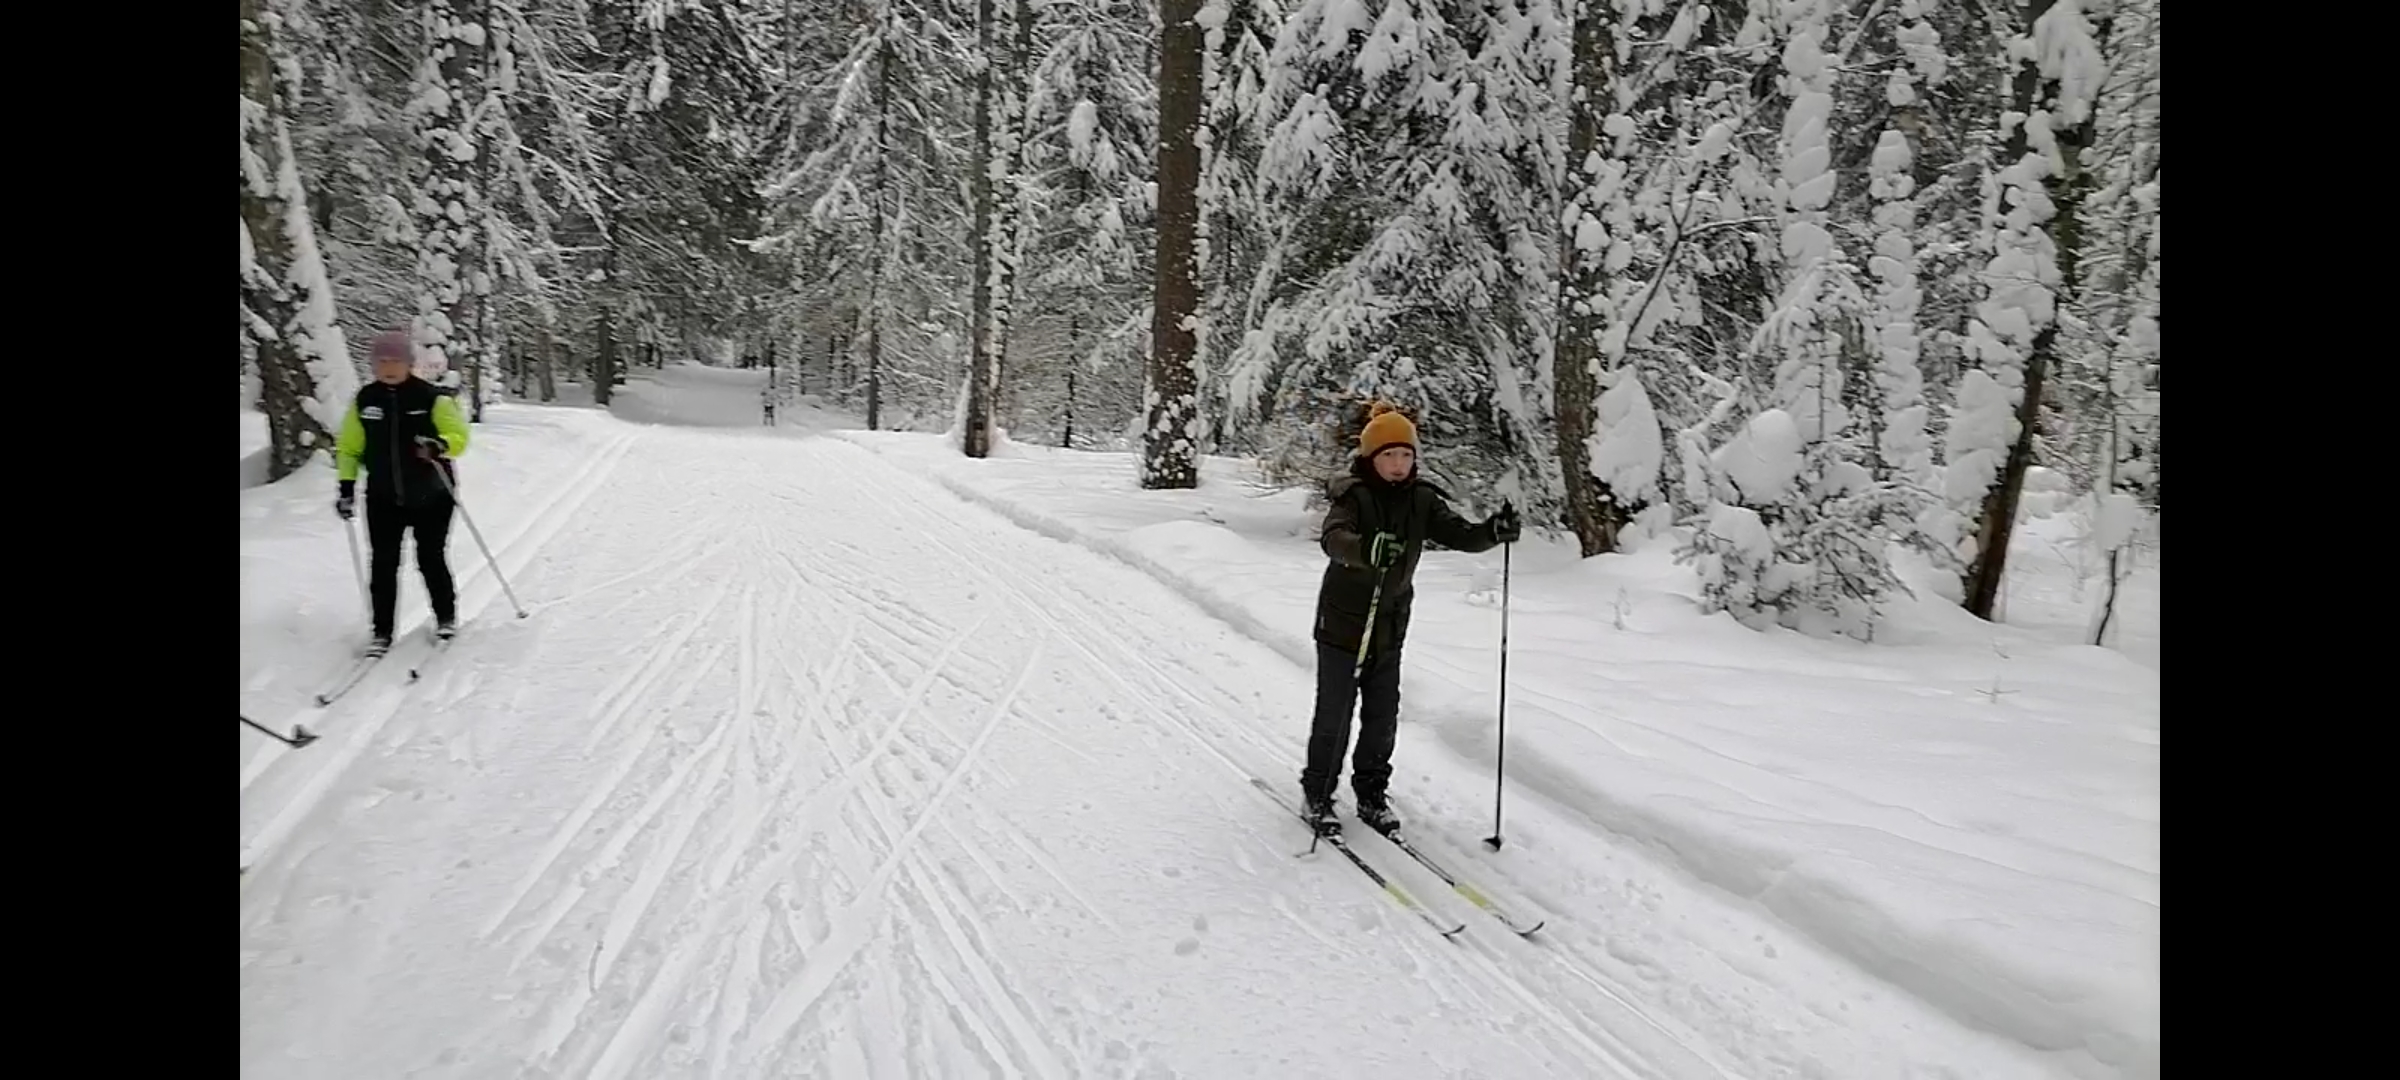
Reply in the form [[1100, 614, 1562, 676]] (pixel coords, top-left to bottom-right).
[[761, 383, 777, 426], [1297, 402, 1520, 839]]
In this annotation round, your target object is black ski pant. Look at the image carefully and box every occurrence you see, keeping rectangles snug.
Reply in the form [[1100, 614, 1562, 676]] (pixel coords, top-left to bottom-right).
[[366, 495, 457, 638], [1300, 642, 1403, 806]]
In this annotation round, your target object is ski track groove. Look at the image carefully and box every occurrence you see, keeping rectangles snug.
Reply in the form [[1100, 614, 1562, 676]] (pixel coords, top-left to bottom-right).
[[505, 638, 734, 974], [758, 604, 1001, 877], [480, 619, 729, 945], [584, 577, 738, 754], [841, 726, 1037, 1080], [742, 633, 1048, 1064], [765, 544, 1007, 686], [817, 636, 1068, 1080], [570, 713, 743, 1075]]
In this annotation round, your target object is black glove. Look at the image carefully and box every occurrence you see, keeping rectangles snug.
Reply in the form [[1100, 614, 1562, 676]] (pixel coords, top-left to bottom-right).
[[334, 480, 356, 521], [1490, 503, 1522, 544], [1367, 531, 1403, 569], [414, 435, 448, 460]]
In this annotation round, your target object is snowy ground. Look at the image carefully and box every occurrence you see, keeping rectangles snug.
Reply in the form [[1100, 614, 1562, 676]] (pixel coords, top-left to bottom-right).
[[242, 368, 2156, 1079]]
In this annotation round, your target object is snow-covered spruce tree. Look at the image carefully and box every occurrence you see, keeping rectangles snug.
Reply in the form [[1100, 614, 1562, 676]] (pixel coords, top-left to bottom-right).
[[405, 0, 490, 405], [1227, 0, 1568, 513], [563, 0, 771, 404], [1010, 0, 1157, 446], [2056, 0, 2156, 644], [1196, 0, 1278, 457], [242, 0, 358, 481], [1551, 0, 1720, 555], [762, 0, 972, 431], [1936, 0, 2105, 619], [1679, 4, 1915, 639], [1145, 0, 1205, 488], [1552, 1, 1804, 557], [475, 0, 613, 406]]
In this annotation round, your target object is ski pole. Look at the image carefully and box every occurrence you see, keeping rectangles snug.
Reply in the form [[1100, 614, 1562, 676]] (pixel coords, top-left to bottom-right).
[[343, 516, 371, 625], [427, 456, 529, 619], [242, 714, 319, 749], [1484, 536, 1512, 852], [1354, 574, 1386, 684]]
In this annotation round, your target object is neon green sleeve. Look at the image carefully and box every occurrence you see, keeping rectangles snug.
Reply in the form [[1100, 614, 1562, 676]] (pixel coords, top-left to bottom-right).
[[335, 402, 365, 482], [432, 395, 470, 457]]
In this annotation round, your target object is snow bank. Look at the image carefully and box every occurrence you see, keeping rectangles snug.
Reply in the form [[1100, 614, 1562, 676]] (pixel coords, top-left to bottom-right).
[[241, 411, 272, 490], [841, 431, 2161, 1080]]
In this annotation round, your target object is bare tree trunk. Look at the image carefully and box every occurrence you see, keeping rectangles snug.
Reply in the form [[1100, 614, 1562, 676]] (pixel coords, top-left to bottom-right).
[[595, 295, 619, 406], [240, 0, 339, 483], [864, 29, 893, 433], [1963, 0, 2096, 619], [1550, 1, 1623, 556], [1063, 311, 1080, 449], [965, 0, 1029, 457], [1143, 0, 1203, 489], [536, 319, 556, 402]]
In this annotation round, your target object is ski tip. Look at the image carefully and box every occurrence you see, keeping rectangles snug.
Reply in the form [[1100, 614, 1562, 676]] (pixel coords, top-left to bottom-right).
[[1441, 923, 1468, 938], [291, 726, 319, 748], [313, 694, 333, 707], [1518, 921, 1546, 936]]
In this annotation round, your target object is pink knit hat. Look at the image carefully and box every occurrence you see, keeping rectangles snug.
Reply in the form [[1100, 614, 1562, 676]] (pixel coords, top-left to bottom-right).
[[368, 329, 413, 366]]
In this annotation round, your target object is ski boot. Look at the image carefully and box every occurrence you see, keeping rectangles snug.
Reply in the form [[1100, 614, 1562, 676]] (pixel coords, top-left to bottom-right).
[[1302, 787, 1341, 838], [364, 634, 394, 659], [434, 619, 459, 642], [1354, 793, 1402, 837]]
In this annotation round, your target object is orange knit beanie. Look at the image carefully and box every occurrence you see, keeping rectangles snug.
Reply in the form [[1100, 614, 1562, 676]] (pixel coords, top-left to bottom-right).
[[1357, 402, 1417, 459]]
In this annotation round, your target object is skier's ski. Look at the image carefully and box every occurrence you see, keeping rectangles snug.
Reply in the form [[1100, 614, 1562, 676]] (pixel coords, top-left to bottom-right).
[[1368, 826, 1545, 936], [312, 653, 382, 706], [409, 632, 455, 681], [1249, 778, 1464, 938]]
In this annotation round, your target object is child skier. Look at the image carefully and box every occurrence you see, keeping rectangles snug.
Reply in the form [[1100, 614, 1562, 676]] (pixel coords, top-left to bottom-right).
[[1301, 403, 1520, 837]]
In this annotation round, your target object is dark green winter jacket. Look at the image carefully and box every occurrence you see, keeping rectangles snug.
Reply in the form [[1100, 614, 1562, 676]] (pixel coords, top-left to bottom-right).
[[1314, 457, 1503, 656]]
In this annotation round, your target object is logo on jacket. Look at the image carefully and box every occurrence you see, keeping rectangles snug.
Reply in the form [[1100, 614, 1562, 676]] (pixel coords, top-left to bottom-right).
[[361, 405, 385, 420]]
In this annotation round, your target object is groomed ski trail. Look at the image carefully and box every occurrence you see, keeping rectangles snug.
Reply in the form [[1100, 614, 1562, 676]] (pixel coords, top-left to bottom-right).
[[239, 428, 1734, 1079]]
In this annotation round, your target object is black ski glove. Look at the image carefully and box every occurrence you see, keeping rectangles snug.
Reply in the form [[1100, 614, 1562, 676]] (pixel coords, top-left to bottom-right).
[[414, 435, 448, 460], [335, 480, 356, 521], [1367, 531, 1404, 569], [1490, 503, 1522, 544]]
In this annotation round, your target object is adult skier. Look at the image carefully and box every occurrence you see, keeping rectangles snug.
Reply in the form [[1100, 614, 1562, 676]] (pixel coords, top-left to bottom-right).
[[334, 329, 471, 657], [1301, 402, 1520, 837]]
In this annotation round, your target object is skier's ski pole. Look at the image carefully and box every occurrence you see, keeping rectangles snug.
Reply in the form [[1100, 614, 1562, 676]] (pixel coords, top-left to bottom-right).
[[1354, 575, 1386, 684], [242, 714, 319, 749], [1485, 535, 1512, 852], [427, 456, 528, 619], [343, 516, 371, 625]]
